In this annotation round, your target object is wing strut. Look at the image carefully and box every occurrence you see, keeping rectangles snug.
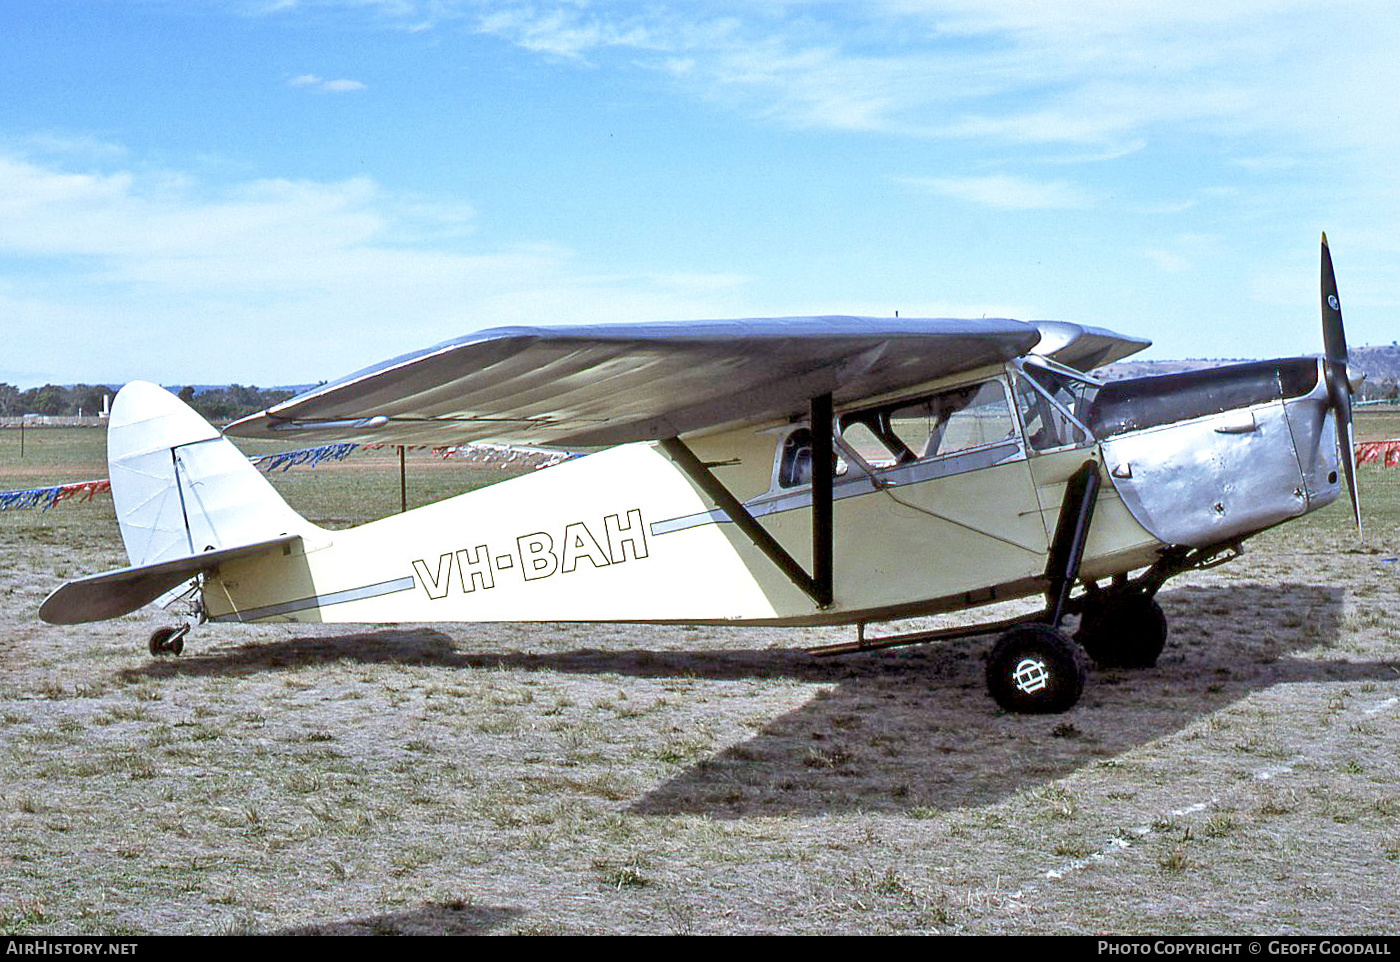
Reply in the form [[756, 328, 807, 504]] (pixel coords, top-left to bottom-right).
[[660, 393, 835, 609], [809, 392, 835, 608]]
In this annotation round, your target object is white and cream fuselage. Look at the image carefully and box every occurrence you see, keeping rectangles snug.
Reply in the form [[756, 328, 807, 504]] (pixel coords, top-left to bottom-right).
[[197, 356, 1341, 628]]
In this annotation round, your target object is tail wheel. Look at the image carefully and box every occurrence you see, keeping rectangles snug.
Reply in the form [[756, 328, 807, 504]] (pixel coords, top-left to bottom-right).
[[986, 623, 1088, 714], [148, 625, 186, 657], [1076, 596, 1167, 669]]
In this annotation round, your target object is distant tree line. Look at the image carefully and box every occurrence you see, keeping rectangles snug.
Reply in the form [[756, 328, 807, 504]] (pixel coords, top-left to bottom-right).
[[171, 385, 299, 422], [1357, 380, 1400, 402], [0, 383, 297, 422]]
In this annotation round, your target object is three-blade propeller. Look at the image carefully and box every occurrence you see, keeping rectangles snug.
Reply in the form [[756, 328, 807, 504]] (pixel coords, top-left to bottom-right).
[[1321, 232, 1362, 536]]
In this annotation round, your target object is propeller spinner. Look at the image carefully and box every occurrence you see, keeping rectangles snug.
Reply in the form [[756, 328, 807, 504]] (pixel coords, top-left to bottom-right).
[[1321, 232, 1362, 536]]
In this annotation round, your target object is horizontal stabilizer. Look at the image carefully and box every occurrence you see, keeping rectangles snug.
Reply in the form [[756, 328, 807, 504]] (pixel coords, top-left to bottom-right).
[[39, 535, 300, 625]]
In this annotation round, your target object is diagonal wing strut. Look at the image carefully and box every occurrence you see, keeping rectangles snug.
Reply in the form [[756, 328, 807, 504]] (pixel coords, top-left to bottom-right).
[[660, 393, 834, 609]]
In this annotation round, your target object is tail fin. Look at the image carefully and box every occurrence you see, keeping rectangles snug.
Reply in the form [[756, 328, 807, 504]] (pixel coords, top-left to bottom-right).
[[109, 381, 319, 566], [40, 383, 320, 625]]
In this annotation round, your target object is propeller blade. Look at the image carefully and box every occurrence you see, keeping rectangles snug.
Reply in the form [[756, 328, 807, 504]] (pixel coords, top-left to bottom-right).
[[1321, 232, 1362, 535], [1321, 232, 1348, 366], [1333, 375, 1362, 535]]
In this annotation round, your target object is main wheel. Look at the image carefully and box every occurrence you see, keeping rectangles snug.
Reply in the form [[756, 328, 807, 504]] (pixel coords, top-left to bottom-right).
[[1076, 595, 1167, 669], [985, 623, 1088, 714]]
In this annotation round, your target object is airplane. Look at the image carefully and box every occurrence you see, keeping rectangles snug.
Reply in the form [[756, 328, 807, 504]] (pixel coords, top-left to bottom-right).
[[38, 236, 1361, 714]]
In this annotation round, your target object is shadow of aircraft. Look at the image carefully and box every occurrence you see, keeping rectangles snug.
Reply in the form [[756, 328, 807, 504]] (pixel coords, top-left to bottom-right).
[[114, 582, 1398, 818], [271, 901, 522, 935], [631, 582, 1393, 818]]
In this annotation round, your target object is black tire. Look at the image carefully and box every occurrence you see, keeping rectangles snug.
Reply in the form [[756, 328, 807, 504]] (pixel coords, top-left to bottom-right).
[[148, 626, 182, 657], [985, 623, 1088, 714], [1076, 596, 1167, 669]]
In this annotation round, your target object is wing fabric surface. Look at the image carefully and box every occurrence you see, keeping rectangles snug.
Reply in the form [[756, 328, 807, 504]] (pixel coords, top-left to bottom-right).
[[1029, 321, 1151, 372], [226, 317, 1044, 447]]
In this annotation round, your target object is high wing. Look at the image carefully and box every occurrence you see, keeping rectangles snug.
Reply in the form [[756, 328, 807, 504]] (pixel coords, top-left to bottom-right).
[[225, 316, 1148, 448], [1029, 321, 1152, 372]]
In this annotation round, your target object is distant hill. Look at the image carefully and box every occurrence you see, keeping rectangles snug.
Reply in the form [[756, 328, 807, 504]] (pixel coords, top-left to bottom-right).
[[1099, 344, 1400, 400], [1097, 358, 1255, 381], [1349, 344, 1400, 385]]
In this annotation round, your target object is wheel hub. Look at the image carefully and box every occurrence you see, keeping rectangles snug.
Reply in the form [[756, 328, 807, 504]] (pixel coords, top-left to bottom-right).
[[1012, 657, 1050, 694]]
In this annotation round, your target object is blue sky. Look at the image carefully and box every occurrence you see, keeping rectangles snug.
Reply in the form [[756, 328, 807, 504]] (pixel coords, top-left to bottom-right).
[[1, 0, 1397, 387]]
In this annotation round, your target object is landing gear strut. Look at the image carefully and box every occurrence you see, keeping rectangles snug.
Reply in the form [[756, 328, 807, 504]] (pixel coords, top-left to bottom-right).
[[1071, 542, 1238, 669], [986, 460, 1099, 715]]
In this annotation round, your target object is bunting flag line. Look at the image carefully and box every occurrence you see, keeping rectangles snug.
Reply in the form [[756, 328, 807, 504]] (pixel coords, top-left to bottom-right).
[[251, 442, 359, 473], [359, 442, 573, 467], [0, 442, 360, 511], [432, 442, 574, 469], [1, 439, 574, 511], [1355, 438, 1400, 468], [0, 479, 110, 512]]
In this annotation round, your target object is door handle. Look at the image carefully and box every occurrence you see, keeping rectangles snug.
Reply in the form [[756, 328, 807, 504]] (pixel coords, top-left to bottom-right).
[[1214, 413, 1258, 434]]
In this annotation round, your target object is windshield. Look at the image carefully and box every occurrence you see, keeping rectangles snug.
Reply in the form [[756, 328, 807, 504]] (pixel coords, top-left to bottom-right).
[[1013, 363, 1098, 451]]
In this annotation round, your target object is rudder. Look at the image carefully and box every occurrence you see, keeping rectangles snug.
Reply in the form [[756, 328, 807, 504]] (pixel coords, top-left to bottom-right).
[[108, 381, 320, 567]]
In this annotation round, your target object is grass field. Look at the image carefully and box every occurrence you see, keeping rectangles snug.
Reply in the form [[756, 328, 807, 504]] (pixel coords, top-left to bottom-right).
[[2, 419, 1400, 934]]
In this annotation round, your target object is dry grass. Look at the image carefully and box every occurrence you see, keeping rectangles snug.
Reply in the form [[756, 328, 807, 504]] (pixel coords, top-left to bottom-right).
[[2, 423, 1400, 934]]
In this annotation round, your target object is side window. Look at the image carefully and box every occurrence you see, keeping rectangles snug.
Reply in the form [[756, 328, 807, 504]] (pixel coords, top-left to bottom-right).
[[840, 420, 901, 468], [888, 380, 1016, 459], [778, 427, 813, 487], [776, 426, 850, 489], [837, 379, 1017, 468], [1013, 368, 1094, 452]]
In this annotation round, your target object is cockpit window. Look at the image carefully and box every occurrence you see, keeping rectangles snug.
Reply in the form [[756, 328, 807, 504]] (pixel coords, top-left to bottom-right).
[[888, 380, 1016, 459], [777, 378, 1021, 490], [840, 420, 899, 468], [839, 378, 1017, 467], [1024, 364, 1099, 422]]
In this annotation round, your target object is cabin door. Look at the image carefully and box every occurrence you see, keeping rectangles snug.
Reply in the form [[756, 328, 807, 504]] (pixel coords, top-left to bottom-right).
[[820, 375, 1049, 611]]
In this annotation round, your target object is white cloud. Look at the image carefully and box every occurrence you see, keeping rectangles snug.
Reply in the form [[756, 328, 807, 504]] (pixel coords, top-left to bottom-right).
[[903, 173, 1092, 210], [245, 2, 1400, 168], [0, 151, 757, 386], [445, 0, 1400, 169], [476, 7, 660, 60], [1144, 249, 1191, 274], [15, 132, 131, 162], [287, 73, 368, 92]]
